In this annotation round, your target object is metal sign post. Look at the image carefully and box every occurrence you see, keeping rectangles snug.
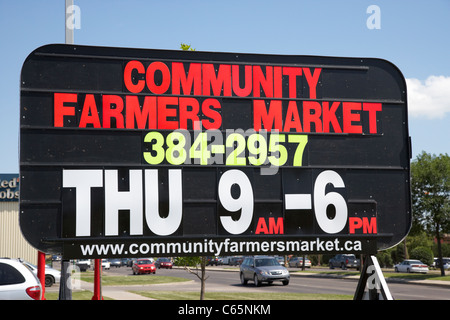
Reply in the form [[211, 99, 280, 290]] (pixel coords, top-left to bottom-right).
[[92, 259, 103, 300], [65, 0, 74, 44], [354, 255, 393, 300], [58, 260, 72, 300], [58, 0, 75, 300], [37, 251, 46, 300]]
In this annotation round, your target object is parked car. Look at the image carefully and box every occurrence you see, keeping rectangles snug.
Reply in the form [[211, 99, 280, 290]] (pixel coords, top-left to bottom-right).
[[121, 258, 132, 267], [206, 256, 219, 266], [434, 257, 450, 270], [240, 256, 290, 287], [275, 256, 286, 266], [132, 258, 156, 275], [394, 260, 429, 274], [329, 254, 360, 270], [109, 259, 122, 268], [288, 256, 311, 268], [229, 256, 243, 266], [128, 258, 137, 267], [155, 258, 173, 269], [76, 259, 91, 272], [0, 258, 42, 300], [21, 260, 61, 287], [101, 259, 111, 270]]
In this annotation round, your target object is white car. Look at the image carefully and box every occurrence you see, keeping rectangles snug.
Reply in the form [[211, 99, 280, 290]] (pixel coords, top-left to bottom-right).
[[288, 256, 311, 268], [21, 261, 61, 287], [394, 259, 429, 274], [435, 257, 450, 270], [0, 258, 42, 300], [101, 259, 111, 270]]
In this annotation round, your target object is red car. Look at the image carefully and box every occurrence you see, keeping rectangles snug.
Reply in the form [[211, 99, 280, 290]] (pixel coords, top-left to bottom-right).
[[155, 258, 173, 269], [132, 259, 156, 275]]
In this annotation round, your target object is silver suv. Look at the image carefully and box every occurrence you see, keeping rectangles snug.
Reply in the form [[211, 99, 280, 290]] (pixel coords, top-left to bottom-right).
[[240, 256, 290, 286]]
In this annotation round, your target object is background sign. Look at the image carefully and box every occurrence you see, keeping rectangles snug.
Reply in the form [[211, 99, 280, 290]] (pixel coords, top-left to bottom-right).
[[20, 44, 411, 258], [0, 174, 19, 201]]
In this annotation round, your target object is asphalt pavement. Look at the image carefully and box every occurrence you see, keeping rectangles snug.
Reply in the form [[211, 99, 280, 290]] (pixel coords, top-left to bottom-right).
[[46, 265, 450, 300]]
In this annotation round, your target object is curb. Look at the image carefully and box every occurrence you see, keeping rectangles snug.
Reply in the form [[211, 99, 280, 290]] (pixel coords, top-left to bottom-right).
[[197, 266, 450, 288]]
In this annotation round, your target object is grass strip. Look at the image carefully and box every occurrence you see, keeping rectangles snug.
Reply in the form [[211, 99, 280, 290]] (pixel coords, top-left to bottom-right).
[[45, 290, 114, 300], [383, 272, 450, 281], [130, 291, 352, 300], [79, 273, 190, 286]]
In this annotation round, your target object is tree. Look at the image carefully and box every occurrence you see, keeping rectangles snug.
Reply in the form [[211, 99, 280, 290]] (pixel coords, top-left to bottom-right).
[[406, 230, 433, 247], [410, 246, 434, 266], [411, 152, 450, 276], [174, 256, 208, 300], [180, 43, 195, 51], [376, 249, 393, 268]]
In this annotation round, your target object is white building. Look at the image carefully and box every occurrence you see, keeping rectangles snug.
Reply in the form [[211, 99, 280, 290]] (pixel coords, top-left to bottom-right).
[[0, 174, 37, 264]]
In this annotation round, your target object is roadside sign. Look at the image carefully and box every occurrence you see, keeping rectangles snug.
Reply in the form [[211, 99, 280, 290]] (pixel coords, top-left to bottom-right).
[[20, 44, 411, 258], [0, 174, 19, 201]]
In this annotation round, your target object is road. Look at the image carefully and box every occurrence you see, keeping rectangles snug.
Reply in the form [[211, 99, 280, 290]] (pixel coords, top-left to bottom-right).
[[90, 265, 450, 300]]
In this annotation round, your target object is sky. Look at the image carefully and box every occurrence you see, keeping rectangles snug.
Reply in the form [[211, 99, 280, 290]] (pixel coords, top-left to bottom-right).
[[0, 0, 449, 173]]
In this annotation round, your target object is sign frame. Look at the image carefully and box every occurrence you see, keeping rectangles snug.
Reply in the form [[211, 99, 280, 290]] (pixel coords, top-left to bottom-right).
[[19, 44, 411, 259]]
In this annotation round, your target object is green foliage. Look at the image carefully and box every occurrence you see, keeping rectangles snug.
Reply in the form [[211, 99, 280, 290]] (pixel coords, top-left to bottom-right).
[[174, 256, 202, 267], [376, 250, 394, 267], [410, 246, 434, 266], [308, 254, 319, 266], [392, 242, 407, 262], [433, 242, 450, 257], [410, 151, 449, 275], [411, 152, 450, 234], [180, 43, 195, 51], [407, 231, 433, 249]]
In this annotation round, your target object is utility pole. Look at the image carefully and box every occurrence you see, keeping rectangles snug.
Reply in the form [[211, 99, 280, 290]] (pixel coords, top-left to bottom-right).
[[65, 0, 74, 44], [59, 0, 75, 300]]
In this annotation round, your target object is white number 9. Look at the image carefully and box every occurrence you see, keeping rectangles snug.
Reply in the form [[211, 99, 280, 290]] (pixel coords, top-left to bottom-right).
[[218, 170, 254, 234]]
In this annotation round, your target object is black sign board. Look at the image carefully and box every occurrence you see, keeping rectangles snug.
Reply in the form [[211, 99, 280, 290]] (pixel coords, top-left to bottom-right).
[[20, 44, 411, 258]]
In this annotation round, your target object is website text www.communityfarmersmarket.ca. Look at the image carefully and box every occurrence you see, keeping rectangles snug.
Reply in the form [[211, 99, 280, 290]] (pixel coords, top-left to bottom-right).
[[75, 237, 367, 258]]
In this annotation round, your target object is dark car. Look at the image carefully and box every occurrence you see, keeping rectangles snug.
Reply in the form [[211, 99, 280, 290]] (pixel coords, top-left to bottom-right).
[[240, 256, 290, 287], [110, 259, 122, 268], [206, 256, 219, 266], [127, 258, 137, 267], [329, 254, 360, 270], [229, 256, 243, 266], [435, 258, 450, 270], [121, 258, 132, 267], [155, 258, 173, 269]]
